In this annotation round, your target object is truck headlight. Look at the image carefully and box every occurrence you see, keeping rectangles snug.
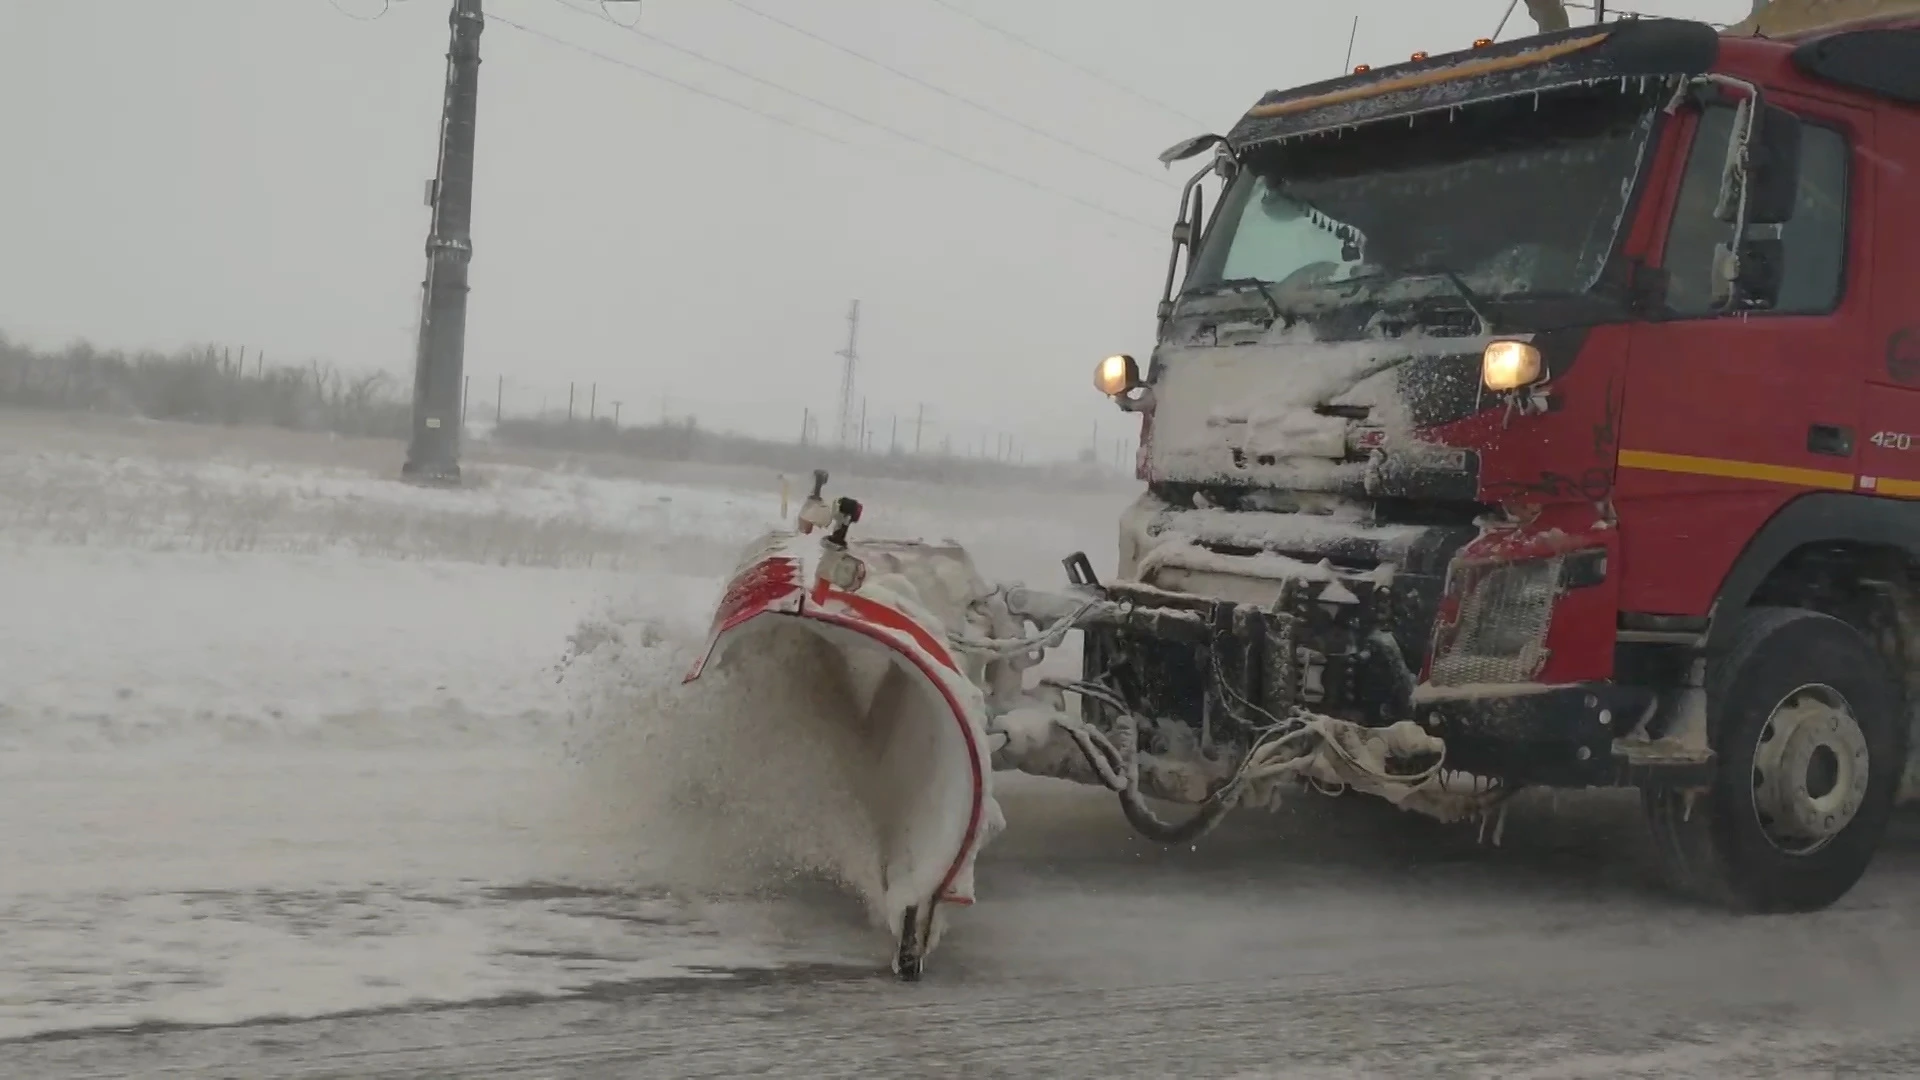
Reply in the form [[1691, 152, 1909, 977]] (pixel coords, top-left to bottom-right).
[[1482, 341, 1542, 392]]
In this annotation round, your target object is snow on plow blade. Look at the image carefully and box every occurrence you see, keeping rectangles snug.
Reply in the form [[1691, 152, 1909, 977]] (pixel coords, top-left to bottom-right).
[[684, 518, 999, 980]]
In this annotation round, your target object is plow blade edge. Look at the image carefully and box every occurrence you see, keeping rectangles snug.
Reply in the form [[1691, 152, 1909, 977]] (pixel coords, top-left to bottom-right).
[[684, 531, 1001, 977]]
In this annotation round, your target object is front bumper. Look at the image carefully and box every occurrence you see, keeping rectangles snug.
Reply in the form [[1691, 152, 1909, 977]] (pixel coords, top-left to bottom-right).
[[1413, 682, 1675, 787], [1075, 574, 1417, 737], [1055, 572, 1683, 789]]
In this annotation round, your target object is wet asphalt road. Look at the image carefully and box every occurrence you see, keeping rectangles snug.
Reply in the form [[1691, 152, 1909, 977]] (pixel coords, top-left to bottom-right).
[[10, 781, 1920, 1079]]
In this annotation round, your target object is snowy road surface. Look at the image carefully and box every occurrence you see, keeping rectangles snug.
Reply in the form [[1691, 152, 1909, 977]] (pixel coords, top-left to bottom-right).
[[4, 416, 1920, 1077]]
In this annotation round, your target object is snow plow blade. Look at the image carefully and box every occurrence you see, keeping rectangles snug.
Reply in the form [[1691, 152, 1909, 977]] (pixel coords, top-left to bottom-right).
[[678, 472, 1498, 976], [683, 490, 999, 979]]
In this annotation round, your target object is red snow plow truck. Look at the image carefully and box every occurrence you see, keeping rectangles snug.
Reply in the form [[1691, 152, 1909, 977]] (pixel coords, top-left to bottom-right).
[[689, 2, 1920, 977]]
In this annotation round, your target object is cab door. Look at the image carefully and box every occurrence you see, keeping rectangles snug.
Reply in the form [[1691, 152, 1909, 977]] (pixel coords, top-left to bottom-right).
[[1858, 106, 1920, 501], [1615, 94, 1873, 617]]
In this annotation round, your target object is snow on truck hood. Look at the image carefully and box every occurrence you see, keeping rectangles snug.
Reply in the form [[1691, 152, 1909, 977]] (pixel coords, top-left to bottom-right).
[[1146, 320, 1495, 488]]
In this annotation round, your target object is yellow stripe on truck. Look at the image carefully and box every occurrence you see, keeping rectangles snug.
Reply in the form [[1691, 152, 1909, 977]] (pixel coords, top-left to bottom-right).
[[1870, 476, 1920, 498], [1617, 449, 1855, 491]]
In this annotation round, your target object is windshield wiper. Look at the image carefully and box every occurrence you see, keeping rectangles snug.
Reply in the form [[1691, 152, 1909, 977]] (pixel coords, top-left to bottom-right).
[[1349, 262, 1501, 335], [1430, 267, 1497, 336], [1184, 277, 1289, 324]]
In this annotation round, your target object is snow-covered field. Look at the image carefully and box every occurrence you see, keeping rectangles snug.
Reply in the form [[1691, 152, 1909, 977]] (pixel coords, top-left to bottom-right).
[[0, 410, 1127, 1041]]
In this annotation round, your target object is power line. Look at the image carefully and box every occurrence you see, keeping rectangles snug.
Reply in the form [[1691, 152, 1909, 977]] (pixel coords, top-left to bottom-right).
[[324, 0, 410, 21], [597, 0, 642, 29], [716, 0, 1174, 190], [537, 3, 1162, 232], [486, 13, 853, 145], [918, 0, 1210, 129]]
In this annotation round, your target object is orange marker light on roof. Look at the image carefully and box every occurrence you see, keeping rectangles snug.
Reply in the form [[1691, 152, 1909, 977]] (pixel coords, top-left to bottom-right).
[[1474, 37, 1494, 48], [1353, 63, 1371, 73], [1411, 50, 1430, 60]]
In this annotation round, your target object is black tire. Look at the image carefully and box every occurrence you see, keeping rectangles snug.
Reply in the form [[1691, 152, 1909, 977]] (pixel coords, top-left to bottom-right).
[[1643, 606, 1906, 913]]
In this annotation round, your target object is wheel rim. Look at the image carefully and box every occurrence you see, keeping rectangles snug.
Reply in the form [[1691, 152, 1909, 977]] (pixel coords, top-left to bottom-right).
[[1749, 683, 1871, 856]]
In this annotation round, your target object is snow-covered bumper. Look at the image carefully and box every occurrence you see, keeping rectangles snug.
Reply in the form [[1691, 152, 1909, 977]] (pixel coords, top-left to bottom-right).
[[1081, 497, 1682, 788]]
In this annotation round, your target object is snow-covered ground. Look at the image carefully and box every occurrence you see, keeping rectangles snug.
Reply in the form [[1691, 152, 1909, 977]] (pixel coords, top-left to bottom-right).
[[0, 411, 1128, 1041], [9, 411, 1920, 1077]]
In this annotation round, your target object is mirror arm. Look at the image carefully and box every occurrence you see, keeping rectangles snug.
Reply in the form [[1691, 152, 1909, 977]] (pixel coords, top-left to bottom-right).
[[1158, 158, 1226, 330], [1687, 73, 1767, 311]]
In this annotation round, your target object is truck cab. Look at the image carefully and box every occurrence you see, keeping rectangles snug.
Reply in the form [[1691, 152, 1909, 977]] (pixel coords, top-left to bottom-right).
[[1088, 15, 1920, 911]]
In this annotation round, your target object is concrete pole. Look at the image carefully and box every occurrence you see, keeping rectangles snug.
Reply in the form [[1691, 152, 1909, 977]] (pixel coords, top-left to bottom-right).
[[403, 0, 484, 484]]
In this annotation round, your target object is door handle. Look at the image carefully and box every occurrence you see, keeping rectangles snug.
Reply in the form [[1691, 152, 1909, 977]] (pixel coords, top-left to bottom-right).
[[1808, 424, 1853, 458]]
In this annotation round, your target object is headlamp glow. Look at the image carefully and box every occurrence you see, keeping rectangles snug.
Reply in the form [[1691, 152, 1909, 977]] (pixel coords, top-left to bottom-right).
[[1095, 354, 1139, 397], [1482, 341, 1543, 392]]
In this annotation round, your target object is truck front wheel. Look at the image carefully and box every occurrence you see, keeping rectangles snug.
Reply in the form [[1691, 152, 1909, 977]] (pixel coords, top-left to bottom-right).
[[1642, 607, 1906, 912]]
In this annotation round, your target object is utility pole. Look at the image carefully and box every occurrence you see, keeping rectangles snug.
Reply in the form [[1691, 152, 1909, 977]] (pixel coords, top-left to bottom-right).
[[403, 0, 484, 485], [495, 374, 503, 423], [589, 382, 597, 422], [860, 396, 869, 453], [890, 415, 898, 454], [911, 403, 928, 453], [835, 300, 860, 449], [612, 400, 623, 426]]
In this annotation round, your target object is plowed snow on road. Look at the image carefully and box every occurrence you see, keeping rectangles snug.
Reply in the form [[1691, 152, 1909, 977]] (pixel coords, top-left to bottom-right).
[[4, 413, 1919, 1078]]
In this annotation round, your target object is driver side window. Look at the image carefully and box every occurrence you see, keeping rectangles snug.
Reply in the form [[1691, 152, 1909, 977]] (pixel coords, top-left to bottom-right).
[[1662, 105, 1850, 317]]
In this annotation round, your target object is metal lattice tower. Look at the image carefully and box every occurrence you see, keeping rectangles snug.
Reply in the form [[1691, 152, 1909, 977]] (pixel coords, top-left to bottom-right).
[[834, 300, 860, 449]]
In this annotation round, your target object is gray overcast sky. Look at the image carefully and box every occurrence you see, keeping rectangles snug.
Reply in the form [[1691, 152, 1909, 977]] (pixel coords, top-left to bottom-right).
[[1, 0, 1743, 460]]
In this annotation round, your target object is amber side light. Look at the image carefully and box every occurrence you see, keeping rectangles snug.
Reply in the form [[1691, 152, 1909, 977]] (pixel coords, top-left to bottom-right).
[[1473, 37, 1494, 48], [1411, 50, 1430, 60], [1353, 64, 1371, 73]]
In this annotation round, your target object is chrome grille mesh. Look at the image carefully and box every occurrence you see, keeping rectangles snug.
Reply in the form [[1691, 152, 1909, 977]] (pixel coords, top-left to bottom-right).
[[1428, 557, 1560, 688]]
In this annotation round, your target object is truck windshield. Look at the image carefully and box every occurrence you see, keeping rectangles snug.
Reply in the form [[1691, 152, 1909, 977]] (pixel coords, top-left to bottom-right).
[[1185, 84, 1664, 315]]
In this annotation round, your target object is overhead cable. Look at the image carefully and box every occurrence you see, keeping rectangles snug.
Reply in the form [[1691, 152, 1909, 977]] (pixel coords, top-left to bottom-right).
[[533, 4, 1163, 232], [717, 0, 1175, 189], [487, 12, 852, 144], [918, 0, 1210, 129]]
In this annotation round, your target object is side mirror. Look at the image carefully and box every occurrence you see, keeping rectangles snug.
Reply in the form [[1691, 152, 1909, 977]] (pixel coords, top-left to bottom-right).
[[1158, 134, 1225, 166], [1710, 234, 1785, 311], [1716, 101, 1802, 226], [1747, 104, 1803, 225]]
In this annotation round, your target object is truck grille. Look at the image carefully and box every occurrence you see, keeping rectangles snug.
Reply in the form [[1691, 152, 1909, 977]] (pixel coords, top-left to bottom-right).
[[1427, 557, 1559, 688]]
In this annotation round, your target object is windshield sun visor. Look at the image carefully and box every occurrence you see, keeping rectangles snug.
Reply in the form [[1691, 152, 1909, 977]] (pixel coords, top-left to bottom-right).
[[1227, 20, 1721, 150]]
